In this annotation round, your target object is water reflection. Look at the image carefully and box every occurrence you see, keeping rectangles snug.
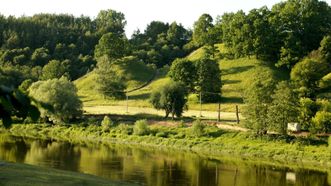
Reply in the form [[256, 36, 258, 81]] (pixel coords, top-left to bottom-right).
[[0, 134, 330, 186]]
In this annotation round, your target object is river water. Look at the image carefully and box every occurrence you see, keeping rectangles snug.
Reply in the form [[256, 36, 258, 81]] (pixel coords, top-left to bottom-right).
[[0, 134, 329, 186]]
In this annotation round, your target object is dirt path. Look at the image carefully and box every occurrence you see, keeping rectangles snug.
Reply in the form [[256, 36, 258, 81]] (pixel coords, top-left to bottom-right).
[[84, 105, 242, 121]]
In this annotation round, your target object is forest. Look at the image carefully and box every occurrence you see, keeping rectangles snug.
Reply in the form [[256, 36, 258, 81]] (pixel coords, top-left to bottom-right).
[[1, 0, 331, 136]]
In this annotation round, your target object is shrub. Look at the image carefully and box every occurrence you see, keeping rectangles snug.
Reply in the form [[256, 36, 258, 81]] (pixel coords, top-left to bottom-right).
[[28, 77, 82, 124], [150, 81, 187, 119], [190, 120, 205, 137], [101, 116, 113, 132], [311, 111, 331, 133], [116, 123, 132, 135], [133, 119, 149, 136], [328, 136, 331, 150]]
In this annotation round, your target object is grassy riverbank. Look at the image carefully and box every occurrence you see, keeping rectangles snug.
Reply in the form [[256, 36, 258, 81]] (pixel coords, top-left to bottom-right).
[[3, 122, 330, 171], [0, 161, 133, 186]]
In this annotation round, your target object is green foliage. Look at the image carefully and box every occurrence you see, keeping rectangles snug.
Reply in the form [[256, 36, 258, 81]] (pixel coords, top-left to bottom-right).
[[94, 32, 130, 59], [0, 86, 40, 128], [311, 111, 331, 133], [318, 72, 331, 91], [220, 0, 331, 68], [18, 79, 33, 93], [195, 57, 221, 102], [243, 70, 276, 135], [291, 58, 330, 98], [190, 120, 205, 137], [28, 77, 82, 124], [95, 9, 126, 36], [31, 47, 50, 66], [192, 14, 214, 47], [116, 123, 132, 135], [268, 81, 298, 135], [130, 21, 191, 67], [41, 60, 67, 80], [168, 58, 196, 92], [94, 56, 126, 99], [150, 81, 187, 119], [101, 116, 114, 132], [297, 98, 317, 130], [133, 119, 149, 136], [319, 35, 331, 62]]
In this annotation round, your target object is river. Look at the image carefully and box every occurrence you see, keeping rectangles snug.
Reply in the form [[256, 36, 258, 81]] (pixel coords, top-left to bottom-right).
[[0, 134, 329, 186]]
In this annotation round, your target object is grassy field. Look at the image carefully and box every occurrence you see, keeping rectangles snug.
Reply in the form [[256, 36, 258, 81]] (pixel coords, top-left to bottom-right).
[[75, 44, 289, 114], [0, 161, 131, 186]]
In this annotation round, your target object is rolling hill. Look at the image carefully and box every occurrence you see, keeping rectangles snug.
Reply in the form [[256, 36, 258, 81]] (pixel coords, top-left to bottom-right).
[[74, 44, 289, 113]]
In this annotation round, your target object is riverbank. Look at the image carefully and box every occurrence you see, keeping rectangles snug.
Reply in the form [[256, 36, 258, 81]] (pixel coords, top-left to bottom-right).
[[0, 161, 134, 186], [3, 123, 331, 171]]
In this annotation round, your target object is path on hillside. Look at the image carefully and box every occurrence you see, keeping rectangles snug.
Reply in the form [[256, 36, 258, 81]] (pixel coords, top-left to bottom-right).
[[84, 105, 242, 122]]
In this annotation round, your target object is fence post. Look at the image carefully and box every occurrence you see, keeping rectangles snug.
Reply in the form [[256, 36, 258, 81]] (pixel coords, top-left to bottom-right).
[[217, 102, 221, 122], [126, 94, 129, 113], [236, 105, 239, 124], [200, 91, 202, 117]]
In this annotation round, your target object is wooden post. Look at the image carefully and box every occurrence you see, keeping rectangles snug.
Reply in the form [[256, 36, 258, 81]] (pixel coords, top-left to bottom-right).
[[126, 94, 129, 113], [236, 105, 239, 124], [199, 91, 202, 117], [217, 102, 221, 122]]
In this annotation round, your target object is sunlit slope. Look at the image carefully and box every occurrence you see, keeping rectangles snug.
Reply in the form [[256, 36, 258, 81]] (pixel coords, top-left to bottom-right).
[[74, 60, 156, 106], [76, 44, 289, 112], [186, 44, 289, 112]]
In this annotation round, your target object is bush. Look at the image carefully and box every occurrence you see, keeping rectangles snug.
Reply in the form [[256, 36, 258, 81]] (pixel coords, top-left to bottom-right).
[[311, 111, 331, 133], [133, 120, 149, 136], [190, 120, 205, 137], [28, 77, 82, 124], [328, 136, 331, 150], [116, 123, 132, 135], [150, 81, 187, 119], [101, 116, 113, 132]]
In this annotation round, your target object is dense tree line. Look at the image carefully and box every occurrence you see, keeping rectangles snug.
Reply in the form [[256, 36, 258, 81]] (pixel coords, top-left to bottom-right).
[[196, 0, 331, 69], [244, 36, 331, 135], [130, 21, 192, 67]]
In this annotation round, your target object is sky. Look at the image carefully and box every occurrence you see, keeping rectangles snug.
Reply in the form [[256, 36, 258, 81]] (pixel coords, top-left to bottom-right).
[[0, 0, 331, 37]]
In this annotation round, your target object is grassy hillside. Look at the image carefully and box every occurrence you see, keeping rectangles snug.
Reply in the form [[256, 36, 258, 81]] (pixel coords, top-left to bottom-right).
[[75, 59, 156, 107], [75, 44, 289, 113]]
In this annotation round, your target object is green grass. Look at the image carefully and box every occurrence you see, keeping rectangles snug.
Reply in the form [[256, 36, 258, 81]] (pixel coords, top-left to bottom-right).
[[0, 161, 131, 186], [75, 44, 289, 113], [75, 59, 156, 107]]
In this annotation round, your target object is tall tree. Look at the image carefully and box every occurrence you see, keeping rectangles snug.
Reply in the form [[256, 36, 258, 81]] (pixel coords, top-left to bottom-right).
[[95, 9, 126, 36], [243, 70, 276, 135], [168, 58, 196, 92], [192, 14, 214, 47], [94, 56, 126, 99], [268, 81, 298, 135], [94, 32, 130, 59], [195, 56, 221, 102]]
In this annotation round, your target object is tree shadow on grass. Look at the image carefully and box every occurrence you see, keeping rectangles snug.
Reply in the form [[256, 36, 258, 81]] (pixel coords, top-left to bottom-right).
[[221, 96, 243, 104], [221, 65, 254, 75], [222, 79, 241, 85], [128, 93, 150, 100]]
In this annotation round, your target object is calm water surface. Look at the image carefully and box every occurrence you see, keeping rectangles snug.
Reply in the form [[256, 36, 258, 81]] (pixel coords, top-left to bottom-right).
[[0, 134, 329, 186]]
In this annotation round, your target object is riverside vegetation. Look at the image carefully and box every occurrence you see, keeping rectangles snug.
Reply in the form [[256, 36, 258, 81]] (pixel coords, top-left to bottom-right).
[[1, 0, 331, 183], [2, 117, 330, 170]]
